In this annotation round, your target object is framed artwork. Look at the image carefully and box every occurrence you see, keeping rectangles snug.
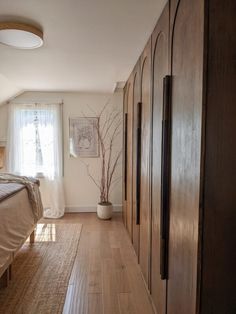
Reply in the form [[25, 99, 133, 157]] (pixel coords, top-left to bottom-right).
[[69, 117, 99, 157], [0, 141, 6, 169], [0, 147, 5, 169]]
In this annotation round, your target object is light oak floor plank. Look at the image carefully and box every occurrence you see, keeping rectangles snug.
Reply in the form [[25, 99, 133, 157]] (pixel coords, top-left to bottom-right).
[[88, 293, 103, 314], [43, 213, 154, 314], [118, 293, 136, 314]]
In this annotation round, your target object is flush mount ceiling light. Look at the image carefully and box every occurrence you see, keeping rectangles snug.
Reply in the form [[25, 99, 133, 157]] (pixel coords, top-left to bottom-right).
[[0, 22, 43, 49]]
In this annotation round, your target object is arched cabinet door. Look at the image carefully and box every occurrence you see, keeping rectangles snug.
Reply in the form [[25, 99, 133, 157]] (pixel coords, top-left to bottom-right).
[[150, 4, 169, 314], [167, 0, 204, 313], [139, 38, 152, 287], [126, 77, 134, 238], [131, 60, 141, 258]]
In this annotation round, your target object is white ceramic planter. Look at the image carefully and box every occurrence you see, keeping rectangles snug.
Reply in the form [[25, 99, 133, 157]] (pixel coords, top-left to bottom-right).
[[97, 202, 113, 219]]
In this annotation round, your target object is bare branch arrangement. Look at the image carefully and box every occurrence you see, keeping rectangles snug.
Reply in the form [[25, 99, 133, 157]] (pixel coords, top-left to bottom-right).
[[83, 102, 122, 204]]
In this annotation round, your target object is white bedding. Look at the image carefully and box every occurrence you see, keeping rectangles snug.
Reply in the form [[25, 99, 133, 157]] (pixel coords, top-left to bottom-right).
[[0, 188, 36, 277], [0, 173, 43, 223]]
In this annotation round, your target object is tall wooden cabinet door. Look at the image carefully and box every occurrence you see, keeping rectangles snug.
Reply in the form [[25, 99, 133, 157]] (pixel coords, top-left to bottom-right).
[[167, 1, 204, 314], [201, 1, 236, 313], [123, 85, 128, 227], [126, 77, 134, 238], [150, 5, 169, 314], [139, 39, 152, 287], [132, 61, 141, 258]]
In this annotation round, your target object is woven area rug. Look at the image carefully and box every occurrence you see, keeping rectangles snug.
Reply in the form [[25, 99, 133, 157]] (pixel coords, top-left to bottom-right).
[[0, 223, 82, 314]]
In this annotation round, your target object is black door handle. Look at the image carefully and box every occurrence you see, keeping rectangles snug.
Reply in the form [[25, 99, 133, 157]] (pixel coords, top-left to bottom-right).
[[160, 75, 171, 280], [136, 102, 142, 225], [124, 113, 128, 201]]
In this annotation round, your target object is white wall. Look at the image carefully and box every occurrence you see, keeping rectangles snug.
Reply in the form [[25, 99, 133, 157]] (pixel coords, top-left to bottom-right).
[[0, 91, 123, 212]]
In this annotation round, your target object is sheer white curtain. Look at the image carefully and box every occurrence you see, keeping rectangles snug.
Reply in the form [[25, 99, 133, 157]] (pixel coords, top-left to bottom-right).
[[7, 103, 65, 218]]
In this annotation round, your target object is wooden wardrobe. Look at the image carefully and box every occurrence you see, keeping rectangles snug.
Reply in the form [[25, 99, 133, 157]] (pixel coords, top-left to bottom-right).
[[123, 1, 236, 314]]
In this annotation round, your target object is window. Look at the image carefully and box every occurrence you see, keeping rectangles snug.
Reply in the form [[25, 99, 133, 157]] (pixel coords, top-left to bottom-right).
[[8, 103, 62, 179]]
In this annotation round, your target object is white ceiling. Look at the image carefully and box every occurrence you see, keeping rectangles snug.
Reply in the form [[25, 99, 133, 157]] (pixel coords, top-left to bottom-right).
[[0, 0, 167, 103]]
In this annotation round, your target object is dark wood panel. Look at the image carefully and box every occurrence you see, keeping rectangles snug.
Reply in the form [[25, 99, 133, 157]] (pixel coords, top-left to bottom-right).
[[200, 1, 236, 313], [123, 85, 128, 227], [126, 78, 134, 238], [150, 4, 169, 314], [139, 39, 152, 288], [132, 60, 141, 259], [167, 0, 204, 313]]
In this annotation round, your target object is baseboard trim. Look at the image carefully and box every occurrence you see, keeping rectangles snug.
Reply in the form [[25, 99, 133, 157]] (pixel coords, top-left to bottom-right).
[[65, 205, 122, 213]]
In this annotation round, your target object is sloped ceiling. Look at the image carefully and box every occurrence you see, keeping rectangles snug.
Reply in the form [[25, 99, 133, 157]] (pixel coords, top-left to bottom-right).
[[0, 0, 167, 104], [0, 74, 21, 104]]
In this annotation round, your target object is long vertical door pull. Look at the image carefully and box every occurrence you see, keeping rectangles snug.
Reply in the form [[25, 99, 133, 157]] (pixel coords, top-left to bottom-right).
[[124, 113, 128, 201], [136, 102, 142, 225], [160, 75, 171, 280]]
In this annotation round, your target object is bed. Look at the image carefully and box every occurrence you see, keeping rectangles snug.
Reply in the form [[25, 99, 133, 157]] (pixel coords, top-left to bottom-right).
[[0, 175, 43, 287]]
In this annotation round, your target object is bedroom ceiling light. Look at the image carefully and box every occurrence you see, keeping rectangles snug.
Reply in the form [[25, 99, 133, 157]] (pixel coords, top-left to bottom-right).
[[0, 22, 43, 49]]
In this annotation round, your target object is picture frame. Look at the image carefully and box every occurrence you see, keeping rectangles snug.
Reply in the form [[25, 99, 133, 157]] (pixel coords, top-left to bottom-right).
[[0, 140, 6, 169], [69, 117, 99, 157]]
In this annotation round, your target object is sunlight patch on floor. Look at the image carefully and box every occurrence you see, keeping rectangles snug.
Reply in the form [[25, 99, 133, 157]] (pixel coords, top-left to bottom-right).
[[26, 223, 56, 242]]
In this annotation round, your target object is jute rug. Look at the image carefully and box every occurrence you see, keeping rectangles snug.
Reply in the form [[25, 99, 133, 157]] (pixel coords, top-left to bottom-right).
[[0, 223, 82, 314]]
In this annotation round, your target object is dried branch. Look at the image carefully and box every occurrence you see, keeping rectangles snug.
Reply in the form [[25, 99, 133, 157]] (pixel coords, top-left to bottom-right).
[[80, 160, 100, 190], [102, 111, 121, 142], [109, 176, 122, 195], [81, 102, 122, 203]]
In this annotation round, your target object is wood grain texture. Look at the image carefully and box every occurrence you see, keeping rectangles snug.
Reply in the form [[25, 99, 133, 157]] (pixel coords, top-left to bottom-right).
[[110, 248, 130, 294], [65, 231, 90, 314], [102, 258, 120, 314], [59, 213, 154, 314], [88, 293, 103, 314], [139, 38, 152, 288], [123, 86, 128, 227], [0, 22, 43, 40], [126, 77, 134, 239], [125, 261, 154, 314], [131, 60, 141, 259], [118, 293, 136, 314], [150, 4, 169, 314], [88, 248, 102, 293], [200, 0, 236, 313], [167, 0, 204, 313], [123, 1, 236, 313]]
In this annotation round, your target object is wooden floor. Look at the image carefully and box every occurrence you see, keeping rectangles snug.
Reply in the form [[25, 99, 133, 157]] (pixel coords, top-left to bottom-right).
[[46, 213, 154, 314]]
